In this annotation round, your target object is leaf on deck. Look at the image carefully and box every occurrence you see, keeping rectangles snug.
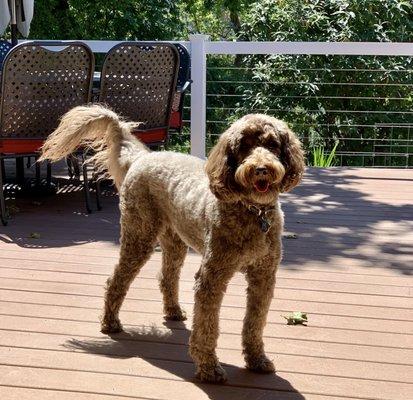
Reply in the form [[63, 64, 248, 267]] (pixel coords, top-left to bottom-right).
[[283, 311, 308, 325]]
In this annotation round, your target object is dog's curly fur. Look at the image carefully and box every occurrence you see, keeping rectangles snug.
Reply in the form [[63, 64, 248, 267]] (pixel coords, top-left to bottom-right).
[[40, 104, 305, 383]]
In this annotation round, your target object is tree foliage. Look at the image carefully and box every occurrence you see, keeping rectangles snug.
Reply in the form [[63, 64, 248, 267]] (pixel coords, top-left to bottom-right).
[[28, 0, 185, 40], [241, 0, 412, 42], [207, 0, 413, 166]]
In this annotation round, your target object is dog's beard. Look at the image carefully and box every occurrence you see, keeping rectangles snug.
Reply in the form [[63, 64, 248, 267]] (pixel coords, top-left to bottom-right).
[[234, 153, 285, 205]]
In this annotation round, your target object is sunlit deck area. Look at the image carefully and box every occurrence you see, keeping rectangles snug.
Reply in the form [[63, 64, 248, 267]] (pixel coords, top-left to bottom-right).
[[0, 167, 412, 400]]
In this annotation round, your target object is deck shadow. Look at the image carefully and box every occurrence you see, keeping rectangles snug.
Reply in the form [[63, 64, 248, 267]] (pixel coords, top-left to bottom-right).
[[280, 168, 413, 275], [0, 179, 121, 248], [2, 167, 411, 276], [65, 321, 305, 400]]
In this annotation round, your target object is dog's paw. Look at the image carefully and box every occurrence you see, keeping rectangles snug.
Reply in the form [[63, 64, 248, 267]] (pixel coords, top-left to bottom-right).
[[164, 306, 187, 321], [101, 317, 123, 334], [196, 363, 228, 383], [245, 354, 276, 374]]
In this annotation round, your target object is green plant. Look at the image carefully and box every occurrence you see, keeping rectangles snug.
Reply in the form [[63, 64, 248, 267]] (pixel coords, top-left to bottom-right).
[[165, 129, 191, 154], [311, 140, 339, 167]]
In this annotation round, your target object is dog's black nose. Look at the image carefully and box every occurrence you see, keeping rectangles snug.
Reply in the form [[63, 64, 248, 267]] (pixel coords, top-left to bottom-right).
[[255, 167, 268, 176]]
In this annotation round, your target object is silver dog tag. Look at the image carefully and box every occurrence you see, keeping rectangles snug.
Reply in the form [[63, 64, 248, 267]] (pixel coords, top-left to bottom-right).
[[259, 217, 271, 233]]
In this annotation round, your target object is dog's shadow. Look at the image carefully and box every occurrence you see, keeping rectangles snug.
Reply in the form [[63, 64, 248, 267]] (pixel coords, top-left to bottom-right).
[[64, 320, 305, 399]]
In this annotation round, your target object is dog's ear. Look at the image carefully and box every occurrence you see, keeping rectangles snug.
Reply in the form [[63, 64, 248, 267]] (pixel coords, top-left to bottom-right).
[[279, 125, 305, 193], [205, 133, 239, 202]]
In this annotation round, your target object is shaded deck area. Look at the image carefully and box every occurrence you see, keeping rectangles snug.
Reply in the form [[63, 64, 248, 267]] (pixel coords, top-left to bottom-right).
[[0, 167, 412, 399]]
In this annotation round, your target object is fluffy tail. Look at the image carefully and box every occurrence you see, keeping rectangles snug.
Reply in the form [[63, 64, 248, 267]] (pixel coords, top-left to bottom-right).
[[39, 104, 148, 189]]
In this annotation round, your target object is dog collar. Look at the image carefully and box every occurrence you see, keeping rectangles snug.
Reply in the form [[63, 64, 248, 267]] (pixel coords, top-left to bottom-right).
[[244, 203, 277, 233]]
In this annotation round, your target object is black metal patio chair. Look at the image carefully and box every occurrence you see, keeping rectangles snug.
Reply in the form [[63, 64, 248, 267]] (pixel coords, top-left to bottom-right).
[[0, 41, 95, 225], [98, 41, 180, 146]]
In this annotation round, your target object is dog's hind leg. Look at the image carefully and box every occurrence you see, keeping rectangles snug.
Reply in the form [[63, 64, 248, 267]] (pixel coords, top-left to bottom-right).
[[158, 228, 188, 321], [101, 205, 160, 334]]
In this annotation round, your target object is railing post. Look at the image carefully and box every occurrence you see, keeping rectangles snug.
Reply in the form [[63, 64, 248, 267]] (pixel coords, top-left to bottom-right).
[[189, 34, 209, 159]]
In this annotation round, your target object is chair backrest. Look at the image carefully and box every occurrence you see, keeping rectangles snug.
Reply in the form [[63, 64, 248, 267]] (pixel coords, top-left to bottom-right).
[[99, 42, 179, 144], [173, 43, 190, 90], [0, 40, 12, 70], [169, 43, 191, 131], [0, 41, 94, 140]]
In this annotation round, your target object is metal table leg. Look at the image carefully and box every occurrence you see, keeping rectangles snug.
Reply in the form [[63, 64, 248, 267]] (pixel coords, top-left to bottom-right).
[[0, 158, 8, 226]]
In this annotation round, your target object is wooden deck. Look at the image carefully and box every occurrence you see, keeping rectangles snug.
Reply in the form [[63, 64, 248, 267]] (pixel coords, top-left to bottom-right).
[[0, 167, 412, 400]]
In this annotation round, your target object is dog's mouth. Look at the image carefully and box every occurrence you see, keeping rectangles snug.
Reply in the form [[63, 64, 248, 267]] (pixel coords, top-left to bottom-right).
[[254, 179, 270, 193]]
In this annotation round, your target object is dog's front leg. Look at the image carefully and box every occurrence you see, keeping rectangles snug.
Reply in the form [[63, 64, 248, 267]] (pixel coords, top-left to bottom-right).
[[189, 255, 235, 383], [242, 254, 278, 373]]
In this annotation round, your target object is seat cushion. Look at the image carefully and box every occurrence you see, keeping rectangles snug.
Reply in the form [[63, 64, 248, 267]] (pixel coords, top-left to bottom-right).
[[134, 129, 168, 145], [0, 139, 44, 155]]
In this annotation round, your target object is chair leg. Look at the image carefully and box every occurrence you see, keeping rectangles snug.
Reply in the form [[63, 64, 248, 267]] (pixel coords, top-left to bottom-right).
[[66, 156, 74, 180], [46, 161, 52, 186], [35, 159, 41, 187], [81, 154, 92, 214], [67, 154, 81, 180], [94, 170, 102, 211], [0, 159, 5, 185], [0, 158, 8, 226], [16, 157, 25, 185]]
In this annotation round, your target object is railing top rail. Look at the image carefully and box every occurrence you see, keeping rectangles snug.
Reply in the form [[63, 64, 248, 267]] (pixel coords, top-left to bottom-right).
[[19, 39, 413, 56], [206, 41, 413, 56]]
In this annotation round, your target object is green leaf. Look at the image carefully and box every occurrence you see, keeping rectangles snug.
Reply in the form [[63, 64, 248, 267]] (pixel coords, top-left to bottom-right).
[[325, 141, 339, 167], [29, 232, 41, 239], [283, 311, 308, 325]]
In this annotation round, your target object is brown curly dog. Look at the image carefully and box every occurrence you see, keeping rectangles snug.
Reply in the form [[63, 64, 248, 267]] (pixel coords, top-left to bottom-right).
[[40, 104, 305, 383]]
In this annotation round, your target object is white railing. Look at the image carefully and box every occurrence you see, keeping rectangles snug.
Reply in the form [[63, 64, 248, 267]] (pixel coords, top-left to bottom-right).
[[22, 37, 413, 165], [188, 35, 413, 159]]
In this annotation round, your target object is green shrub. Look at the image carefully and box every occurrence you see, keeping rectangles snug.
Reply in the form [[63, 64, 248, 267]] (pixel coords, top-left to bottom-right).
[[310, 141, 339, 167]]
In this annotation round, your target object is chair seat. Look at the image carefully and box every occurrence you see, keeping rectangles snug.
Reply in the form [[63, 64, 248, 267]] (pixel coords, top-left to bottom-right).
[[0, 139, 44, 155], [134, 129, 168, 145], [0, 132, 167, 154]]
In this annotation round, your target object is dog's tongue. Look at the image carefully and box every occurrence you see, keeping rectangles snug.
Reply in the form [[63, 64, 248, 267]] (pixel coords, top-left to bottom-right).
[[254, 180, 270, 193]]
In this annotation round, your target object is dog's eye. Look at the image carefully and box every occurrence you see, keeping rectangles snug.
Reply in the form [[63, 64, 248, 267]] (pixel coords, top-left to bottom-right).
[[266, 141, 280, 154], [240, 136, 255, 150]]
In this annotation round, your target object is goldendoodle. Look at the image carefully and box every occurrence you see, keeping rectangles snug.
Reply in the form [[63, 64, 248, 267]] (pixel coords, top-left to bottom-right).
[[40, 104, 305, 383]]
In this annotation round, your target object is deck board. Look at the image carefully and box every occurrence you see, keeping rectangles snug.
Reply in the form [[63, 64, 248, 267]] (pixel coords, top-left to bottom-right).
[[0, 167, 412, 400]]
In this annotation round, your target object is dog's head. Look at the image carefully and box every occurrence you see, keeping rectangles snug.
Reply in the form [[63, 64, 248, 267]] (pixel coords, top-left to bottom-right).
[[205, 114, 305, 204]]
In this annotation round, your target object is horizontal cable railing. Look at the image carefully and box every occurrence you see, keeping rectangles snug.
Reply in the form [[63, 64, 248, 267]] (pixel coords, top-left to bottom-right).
[[22, 39, 412, 168], [185, 37, 413, 168], [200, 56, 412, 168]]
